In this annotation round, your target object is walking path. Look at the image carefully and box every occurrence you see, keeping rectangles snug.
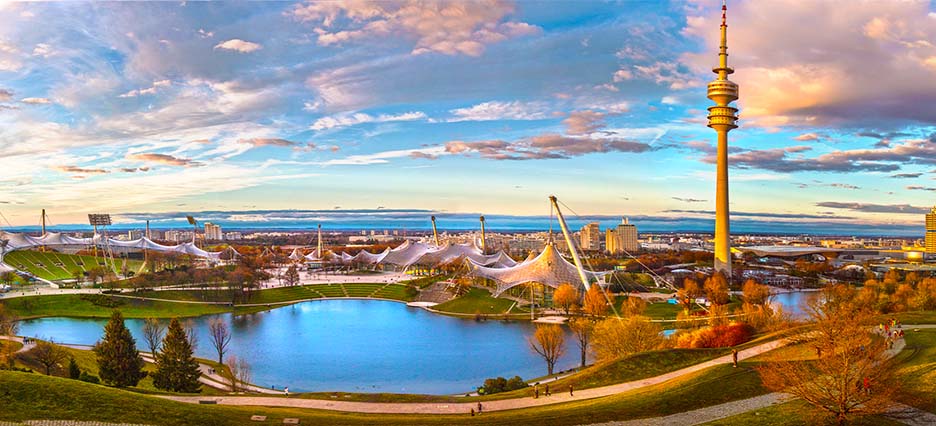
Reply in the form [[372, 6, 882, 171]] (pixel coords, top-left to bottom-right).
[[160, 336, 791, 414], [0, 335, 34, 354]]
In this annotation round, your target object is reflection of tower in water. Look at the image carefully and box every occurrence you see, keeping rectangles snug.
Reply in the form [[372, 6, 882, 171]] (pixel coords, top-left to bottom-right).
[[707, 0, 739, 277]]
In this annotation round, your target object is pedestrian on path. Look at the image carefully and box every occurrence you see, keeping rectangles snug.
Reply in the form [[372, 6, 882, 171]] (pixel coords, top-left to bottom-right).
[[731, 349, 738, 367], [534, 386, 539, 399], [477, 402, 482, 414], [545, 384, 550, 396], [285, 387, 290, 398], [569, 385, 574, 397], [863, 377, 871, 395], [471, 408, 475, 417]]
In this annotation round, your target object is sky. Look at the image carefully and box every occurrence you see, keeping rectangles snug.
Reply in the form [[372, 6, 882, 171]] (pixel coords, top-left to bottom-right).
[[1, 0, 936, 235]]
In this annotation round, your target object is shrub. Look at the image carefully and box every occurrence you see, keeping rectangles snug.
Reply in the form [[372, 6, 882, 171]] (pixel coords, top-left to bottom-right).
[[79, 371, 100, 384], [479, 376, 528, 395], [675, 322, 754, 349], [79, 294, 124, 308]]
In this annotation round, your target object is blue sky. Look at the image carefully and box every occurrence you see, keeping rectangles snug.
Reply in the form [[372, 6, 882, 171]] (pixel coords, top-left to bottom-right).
[[1, 1, 935, 234]]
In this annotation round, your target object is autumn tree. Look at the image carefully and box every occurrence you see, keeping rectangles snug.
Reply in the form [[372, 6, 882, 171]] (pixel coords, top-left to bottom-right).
[[93, 311, 147, 387], [141, 318, 165, 358], [284, 264, 300, 287], [591, 316, 664, 363], [741, 279, 771, 307], [31, 340, 68, 375], [528, 324, 565, 375], [0, 304, 19, 336], [582, 284, 609, 318], [677, 278, 701, 312], [152, 318, 202, 393], [225, 355, 252, 393], [568, 317, 593, 367], [208, 318, 231, 365], [553, 283, 579, 315], [620, 296, 647, 317], [704, 274, 730, 306], [757, 285, 900, 425]]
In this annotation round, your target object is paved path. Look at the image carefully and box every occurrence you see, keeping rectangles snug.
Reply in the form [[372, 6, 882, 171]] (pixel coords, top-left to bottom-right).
[[588, 393, 796, 426], [161, 336, 791, 414], [0, 335, 34, 354]]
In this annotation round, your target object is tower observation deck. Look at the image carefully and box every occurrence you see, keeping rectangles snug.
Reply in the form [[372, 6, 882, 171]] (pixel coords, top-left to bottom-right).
[[707, 0, 739, 278]]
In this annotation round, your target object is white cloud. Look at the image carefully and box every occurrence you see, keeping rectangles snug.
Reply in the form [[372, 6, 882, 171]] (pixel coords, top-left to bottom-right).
[[32, 43, 54, 58], [310, 111, 427, 130], [118, 79, 172, 98], [21, 97, 51, 104], [448, 101, 550, 122], [214, 39, 263, 53]]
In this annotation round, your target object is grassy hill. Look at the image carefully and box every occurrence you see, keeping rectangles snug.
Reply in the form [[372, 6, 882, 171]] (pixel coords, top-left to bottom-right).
[[3, 250, 145, 282]]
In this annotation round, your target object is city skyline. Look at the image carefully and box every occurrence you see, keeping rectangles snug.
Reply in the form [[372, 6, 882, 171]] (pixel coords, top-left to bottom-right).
[[2, 1, 936, 230]]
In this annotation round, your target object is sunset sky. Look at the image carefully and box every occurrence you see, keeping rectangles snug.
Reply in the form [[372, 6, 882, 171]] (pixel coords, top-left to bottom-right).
[[1, 0, 935, 232]]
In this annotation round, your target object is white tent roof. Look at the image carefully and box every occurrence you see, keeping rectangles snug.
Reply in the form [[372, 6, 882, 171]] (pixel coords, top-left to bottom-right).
[[467, 243, 608, 296], [0, 231, 224, 261], [380, 241, 435, 267]]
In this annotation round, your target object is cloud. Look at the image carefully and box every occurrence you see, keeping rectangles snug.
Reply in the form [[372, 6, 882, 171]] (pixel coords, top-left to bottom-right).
[[448, 101, 549, 122], [238, 138, 299, 148], [793, 133, 822, 141], [32, 43, 54, 58], [118, 80, 171, 98], [708, 138, 936, 173], [290, 0, 539, 56], [671, 197, 707, 203], [444, 134, 651, 161], [664, 209, 856, 220], [891, 173, 922, 178], [214, 39, 263, 53], [682, 0, 936, 128], [906, 185, 936, 192], [618, 61, 702, 90], [816, 202, 931, 214], [120, 167, 151, 173], [317, 146, 447, 166], [562, 110, 606, 135], [0, 88, 11, 102], [126, 153, 199, 167], [310, 111, 427, 130], [53, 166, 110, 175], [21, 97, 52, 104]]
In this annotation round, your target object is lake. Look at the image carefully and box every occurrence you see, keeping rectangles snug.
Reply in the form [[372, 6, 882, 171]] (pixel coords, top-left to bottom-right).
[[18, 299, 580, 395]]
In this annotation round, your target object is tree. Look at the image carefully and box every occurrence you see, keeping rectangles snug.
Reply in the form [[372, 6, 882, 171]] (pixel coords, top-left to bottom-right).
[[93, 311, 146, 387], [620, 296, 647, 317], [591, 316, 664, 363], [677, 278, 702, 312], [0, 304, 19, 336], [741, 279, 771, 307], [582, 285, 609, 318], [756, 285, 900, 425], [284, 264, 300, 287], [68, 357, 81, 379], [152, 318, 202, 393], [141, 318, 165, 358], [568, 317, 593, 367], [208, 318, 231, 366], [553, 283, 579, 315], [528, 324, 565, 375], [32, 340, 68, 375], [1, 271, 16, 288], [225, 355, 252, 393], [704, 274, 730, 305]]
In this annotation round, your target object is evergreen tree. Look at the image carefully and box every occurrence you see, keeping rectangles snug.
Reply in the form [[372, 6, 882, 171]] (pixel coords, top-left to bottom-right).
[[68, 357, 81, 379], [152, 318, 202, 393], [93, 311, 146, 387]]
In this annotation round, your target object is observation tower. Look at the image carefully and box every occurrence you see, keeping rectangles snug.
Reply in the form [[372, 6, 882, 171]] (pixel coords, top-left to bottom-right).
[[707, 0, 739, 278]]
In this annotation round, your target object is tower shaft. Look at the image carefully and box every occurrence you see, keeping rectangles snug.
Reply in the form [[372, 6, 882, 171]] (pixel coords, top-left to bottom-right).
[[714, 130, 731, 274]]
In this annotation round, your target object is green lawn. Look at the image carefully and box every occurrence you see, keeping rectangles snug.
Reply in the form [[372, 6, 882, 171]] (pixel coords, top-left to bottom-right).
[[642, 301, 684, 320], [0, 294, 234, 319], [433, 287, 517, 315], [4, 250, 144, 282]]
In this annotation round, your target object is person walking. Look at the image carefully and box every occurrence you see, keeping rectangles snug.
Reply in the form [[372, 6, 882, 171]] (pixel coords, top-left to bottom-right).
[[284, 387, 290, 398], [545, 383, 550, 396], [470, 408, 475, 417], [534, 386, 539, 399], [863, 377, 871, 395], [569, 384, 574, 397], [731, 349, 738, 367], [477, 402, 482, 415]]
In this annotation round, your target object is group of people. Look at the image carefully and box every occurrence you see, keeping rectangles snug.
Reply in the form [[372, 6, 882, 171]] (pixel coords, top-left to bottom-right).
[[879, 318, 905, 350], [532, 383, 573, 399]]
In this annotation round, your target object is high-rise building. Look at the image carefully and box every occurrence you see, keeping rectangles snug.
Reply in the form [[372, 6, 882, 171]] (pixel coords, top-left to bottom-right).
[[605, 228, 617, 254], [927, 206, 936, 254], [580, 222, 600, 251], [204, 222, 223, 241], [707, 1, 739, 277], [128, 230, 142, 240], [616, 217, 639, 252]]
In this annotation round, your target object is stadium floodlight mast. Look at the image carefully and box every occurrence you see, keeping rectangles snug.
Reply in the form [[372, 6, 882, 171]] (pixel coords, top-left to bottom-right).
[[87, 213, 117, 273], [186, 215, 198, 246]]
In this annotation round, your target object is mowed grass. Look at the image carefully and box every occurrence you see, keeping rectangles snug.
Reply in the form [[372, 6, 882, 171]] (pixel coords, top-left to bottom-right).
[[433, 287, 517, 315], [0, 294, 233, 319], [4, 250, 144, 281], [0, 357, 775, 426], [893, 328, 936, 412]]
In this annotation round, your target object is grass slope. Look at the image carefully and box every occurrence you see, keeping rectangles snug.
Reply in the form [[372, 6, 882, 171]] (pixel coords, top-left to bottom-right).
[[433, 287, 516, 315], [4, 250, 144, 281]]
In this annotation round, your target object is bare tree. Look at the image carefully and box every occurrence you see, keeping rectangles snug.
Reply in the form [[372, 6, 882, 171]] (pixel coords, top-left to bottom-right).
[[284, 264, 300, 287], [568, 317, 593, 367], [208, 319, 231, 365], [31, 340, 68, 375], [184, 322, 199, 352], [757, 285, 901, 425], [225, 355, 252, 393], [141, 318, 165, 358], [529, 324, 565, 375]]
